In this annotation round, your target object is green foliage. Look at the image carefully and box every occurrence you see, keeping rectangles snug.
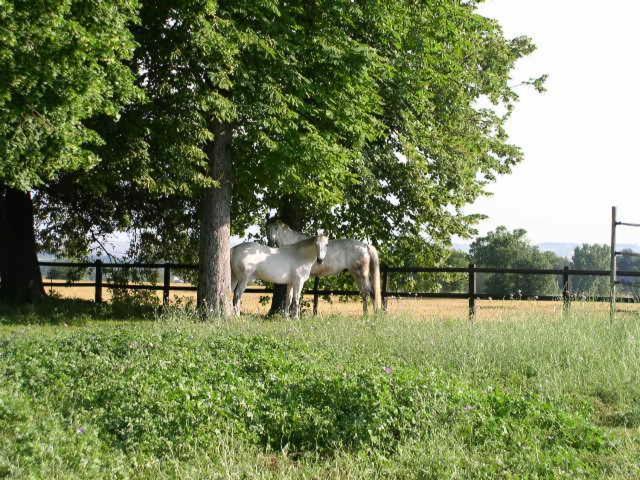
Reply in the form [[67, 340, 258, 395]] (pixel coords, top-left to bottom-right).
[[0, 297, 157, 325], [0, 0, 141, 191], [615, 250, 640, 298], [382, 244, 472, 295], [105, 265, 160, 304], [440, 249, 470, 293], [31, 1, 543, 266], [311, 3, 542, 253], [2, 314, 627, 478], [470, 226, 566, 297], [570, 244, 611, 297]]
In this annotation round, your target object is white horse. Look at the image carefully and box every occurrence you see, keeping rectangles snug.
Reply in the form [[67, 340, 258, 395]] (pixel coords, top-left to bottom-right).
[[231, 234, 329, 318], [267, 220, 382, 314]]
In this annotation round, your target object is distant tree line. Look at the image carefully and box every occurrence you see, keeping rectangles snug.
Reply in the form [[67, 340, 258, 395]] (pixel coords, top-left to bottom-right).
[[435, 227, 640, 298]]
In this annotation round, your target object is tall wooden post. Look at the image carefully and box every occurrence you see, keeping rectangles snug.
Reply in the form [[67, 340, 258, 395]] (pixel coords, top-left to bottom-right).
[[468, 263, 476, 322], [610, 206, 617, 322]]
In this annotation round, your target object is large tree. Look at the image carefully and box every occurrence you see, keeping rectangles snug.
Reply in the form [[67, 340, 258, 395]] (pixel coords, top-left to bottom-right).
[[30, 1, 543, 315], [0, 0, 140, 302], [117, 1, 389, 316], [265, 2, 543, 311]]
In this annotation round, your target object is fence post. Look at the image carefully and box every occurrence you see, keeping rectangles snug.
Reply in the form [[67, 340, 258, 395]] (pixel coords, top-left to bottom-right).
[[163, 263, 171, 305], [610, 206, 617, 322], [313, 276, 320, 316], [94, 260, 103, 304], [562, 265, 570, 316], [468, 263, 476, 322], [382, 268, 389, 312]]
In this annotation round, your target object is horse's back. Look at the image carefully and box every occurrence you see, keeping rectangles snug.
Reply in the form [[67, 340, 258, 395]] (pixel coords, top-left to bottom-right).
[[231, 242, 274, 270], [231, 241, 298, 284], [310, 239, 369, 276]]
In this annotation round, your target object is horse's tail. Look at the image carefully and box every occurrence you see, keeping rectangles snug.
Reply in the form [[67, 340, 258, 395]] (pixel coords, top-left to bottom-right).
[[367, 245, 382, 311], [231, 269, 237, 292], [230, 247, 238, 292]]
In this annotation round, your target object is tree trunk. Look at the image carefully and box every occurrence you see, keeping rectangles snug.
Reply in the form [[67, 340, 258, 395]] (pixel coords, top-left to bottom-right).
[[0, 188, 6, 297], [0, 186, 45, 303], [197, 122, 233, 318], [268, 199, 305, 316]]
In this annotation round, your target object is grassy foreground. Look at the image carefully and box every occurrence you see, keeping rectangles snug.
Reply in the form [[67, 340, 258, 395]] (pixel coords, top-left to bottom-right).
[[1, 302, 640, 479]]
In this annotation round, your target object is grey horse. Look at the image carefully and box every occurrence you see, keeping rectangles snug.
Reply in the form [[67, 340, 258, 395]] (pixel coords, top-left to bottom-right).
[[267, 220, 381, 313], [231, 234, 329, 318]]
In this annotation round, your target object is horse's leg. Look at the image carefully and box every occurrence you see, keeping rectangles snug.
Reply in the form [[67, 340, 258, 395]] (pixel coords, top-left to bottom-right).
[[233, 275, 250, 316], [291, 280, 304, 319], [231, 270, 237, 292], [284, 283, 294, 318], [351, 268, 371, 316]]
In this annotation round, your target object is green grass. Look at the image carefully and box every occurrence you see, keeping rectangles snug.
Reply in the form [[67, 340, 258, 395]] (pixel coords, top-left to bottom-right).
[[1, 300, 640, 479]]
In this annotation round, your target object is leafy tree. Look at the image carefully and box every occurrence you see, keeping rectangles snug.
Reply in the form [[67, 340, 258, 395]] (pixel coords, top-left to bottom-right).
[[374, 236, 449, 295], [382, 245, 470, 296], [570, 244, 610, 297], [565, 245, 639, 298], [470, 227, 565, 297], [88, 0, 388, 317], [266, 1, 543, 312], [0, 0, 140, 302], [19, 1, 542, 316]]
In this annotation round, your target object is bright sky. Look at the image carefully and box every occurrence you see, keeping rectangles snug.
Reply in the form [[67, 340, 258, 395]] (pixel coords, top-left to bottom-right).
[[466, 0, 640, 246]]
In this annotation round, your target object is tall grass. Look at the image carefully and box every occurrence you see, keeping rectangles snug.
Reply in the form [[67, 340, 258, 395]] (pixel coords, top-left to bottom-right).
[[1, 305, 640, 479]]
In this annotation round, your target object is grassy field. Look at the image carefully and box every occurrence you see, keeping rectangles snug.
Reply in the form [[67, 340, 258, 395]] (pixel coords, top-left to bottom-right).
[[2, 300, 640, 479], [43, 282, 640, 320]]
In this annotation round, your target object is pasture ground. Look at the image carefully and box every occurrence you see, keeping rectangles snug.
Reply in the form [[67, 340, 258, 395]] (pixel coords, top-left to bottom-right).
[[42, 282, 640, 320], [2, 300, 640, 478]]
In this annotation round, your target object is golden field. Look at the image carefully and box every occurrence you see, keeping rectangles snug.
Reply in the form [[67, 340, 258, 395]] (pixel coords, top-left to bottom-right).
[[44, 281, 640, 321]]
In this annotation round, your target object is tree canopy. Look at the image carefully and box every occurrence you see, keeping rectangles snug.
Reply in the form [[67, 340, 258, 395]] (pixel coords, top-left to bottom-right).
[[2, 1, 544, 310], [0, 0, 141, 302], [0, 0, 141, 191], [36, 1, 541, 259]]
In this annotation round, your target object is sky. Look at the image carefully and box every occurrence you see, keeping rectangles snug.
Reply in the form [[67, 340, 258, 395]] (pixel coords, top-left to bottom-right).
[[464, 0, 640, 246]]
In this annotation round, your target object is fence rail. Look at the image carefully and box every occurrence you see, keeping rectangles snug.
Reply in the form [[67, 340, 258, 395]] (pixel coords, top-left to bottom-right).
[[39, 260, 640, 320]]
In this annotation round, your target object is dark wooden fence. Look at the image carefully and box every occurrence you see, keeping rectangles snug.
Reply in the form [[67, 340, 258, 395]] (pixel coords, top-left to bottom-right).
[[38, 261, 640, 320]]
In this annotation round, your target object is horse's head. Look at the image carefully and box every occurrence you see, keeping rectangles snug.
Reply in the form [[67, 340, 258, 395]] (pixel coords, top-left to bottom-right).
[[315, 234, 329, 264], [266, 219, 282, 246], [267, 219, 308, 247]]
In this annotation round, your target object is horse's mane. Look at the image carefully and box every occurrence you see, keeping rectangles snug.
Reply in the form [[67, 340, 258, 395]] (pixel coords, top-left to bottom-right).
[[292, 236, 320, 247]]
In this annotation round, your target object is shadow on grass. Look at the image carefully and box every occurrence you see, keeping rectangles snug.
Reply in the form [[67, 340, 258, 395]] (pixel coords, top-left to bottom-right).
[[0, 297, 157, 325], [600, 409, 640, 428]]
